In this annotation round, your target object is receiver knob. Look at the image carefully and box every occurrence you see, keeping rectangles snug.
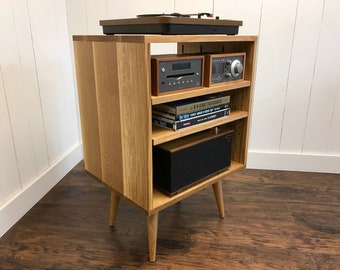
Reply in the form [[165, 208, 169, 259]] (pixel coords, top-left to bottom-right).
[[231, 59, 243, 77]]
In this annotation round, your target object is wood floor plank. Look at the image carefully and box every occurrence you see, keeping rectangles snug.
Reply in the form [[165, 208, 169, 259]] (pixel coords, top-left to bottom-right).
[[0, 161, 339, 269]]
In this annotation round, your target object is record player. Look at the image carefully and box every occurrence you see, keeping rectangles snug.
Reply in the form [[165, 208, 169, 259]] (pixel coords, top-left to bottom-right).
[[100, 13, 242, 35]]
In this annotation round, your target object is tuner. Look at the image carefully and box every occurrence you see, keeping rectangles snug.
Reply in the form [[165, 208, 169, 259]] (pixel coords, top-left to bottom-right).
[[231, 59, 243, 77], [204, 53, 246, 86]]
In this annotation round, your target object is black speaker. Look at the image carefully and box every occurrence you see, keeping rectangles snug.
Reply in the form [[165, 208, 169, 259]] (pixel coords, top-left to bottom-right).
[[153, 128, 233, 195]]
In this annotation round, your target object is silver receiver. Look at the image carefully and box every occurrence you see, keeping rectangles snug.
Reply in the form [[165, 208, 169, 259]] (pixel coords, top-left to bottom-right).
[[151, 55, 204, 96], [205, 53, 246, 86]]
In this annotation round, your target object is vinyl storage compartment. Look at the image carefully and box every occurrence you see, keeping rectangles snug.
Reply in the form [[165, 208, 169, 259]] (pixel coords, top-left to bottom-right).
[[153, 128, 233, 195]]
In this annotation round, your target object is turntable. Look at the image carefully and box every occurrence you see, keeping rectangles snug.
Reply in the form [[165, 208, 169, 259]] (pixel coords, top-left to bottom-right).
[[100, 13, 242, 35]]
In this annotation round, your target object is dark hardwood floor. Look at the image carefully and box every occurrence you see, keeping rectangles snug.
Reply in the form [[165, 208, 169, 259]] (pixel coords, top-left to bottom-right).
[[0, 161, 339, 269]]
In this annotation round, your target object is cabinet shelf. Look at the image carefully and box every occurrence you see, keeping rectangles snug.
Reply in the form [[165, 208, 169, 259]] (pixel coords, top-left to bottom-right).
[[151, 80, 251, 105], [152, 109, 248, 145]]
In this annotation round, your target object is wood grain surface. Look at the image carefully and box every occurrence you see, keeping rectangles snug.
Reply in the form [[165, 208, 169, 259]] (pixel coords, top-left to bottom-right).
[[0, 161, 339, 269]]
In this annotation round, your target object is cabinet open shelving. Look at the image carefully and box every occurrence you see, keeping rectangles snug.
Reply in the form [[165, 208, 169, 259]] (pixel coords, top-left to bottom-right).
[[152, 109, 248, 145], [151, 79, 251, 105], [73, 34, 257, 262]]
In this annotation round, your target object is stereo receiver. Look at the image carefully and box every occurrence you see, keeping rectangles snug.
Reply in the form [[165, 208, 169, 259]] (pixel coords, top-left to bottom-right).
[[151, 55, 204, 95], [204, 53, 246, 86]]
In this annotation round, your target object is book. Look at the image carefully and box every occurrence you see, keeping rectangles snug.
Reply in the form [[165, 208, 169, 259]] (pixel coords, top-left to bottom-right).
[[153, 94, 230, 115], [153, 103, 230, 121], [152, 107, 230, 131]]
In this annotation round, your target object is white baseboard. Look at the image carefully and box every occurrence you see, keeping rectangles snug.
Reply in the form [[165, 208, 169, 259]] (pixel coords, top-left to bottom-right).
[[247, 151, 340, 174], [0, 144, 83, 237]]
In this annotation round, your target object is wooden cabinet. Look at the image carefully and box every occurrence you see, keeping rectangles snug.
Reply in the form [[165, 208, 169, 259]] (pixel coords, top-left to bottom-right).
[[73, 34, 257, 262]]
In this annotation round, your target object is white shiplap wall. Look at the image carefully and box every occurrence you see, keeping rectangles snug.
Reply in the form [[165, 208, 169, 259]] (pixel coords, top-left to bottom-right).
[[1, 0, 339, 237], [0, 0, 82, 237], [247, 0, 340, 172]]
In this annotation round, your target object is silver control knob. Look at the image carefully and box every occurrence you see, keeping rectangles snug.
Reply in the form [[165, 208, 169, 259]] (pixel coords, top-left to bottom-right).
[[231, 59, 243, 77]]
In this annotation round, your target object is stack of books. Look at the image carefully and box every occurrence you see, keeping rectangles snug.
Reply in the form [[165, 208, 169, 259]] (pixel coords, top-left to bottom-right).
[[152, 94, 230, 131]]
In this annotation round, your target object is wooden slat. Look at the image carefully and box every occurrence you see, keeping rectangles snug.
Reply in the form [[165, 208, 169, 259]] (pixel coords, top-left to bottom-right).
[[115, 42, 152, 210], [73, 41, 102, 180], [92, 41, 124, 194], [92, 41, 152, 211]]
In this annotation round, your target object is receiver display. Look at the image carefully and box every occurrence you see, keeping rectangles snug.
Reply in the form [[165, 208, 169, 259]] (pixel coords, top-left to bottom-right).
[[173, 62, 191, 70]]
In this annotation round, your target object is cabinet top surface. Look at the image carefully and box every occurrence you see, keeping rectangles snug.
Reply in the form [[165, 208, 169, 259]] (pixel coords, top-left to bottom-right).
[[72, 34, 258, 43]]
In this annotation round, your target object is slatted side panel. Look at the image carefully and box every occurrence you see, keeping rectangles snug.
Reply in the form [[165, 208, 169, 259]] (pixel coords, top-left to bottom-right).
[[92, 40, 152, 211], [116, 42, 152, 211], [92, 41, 124, 194]]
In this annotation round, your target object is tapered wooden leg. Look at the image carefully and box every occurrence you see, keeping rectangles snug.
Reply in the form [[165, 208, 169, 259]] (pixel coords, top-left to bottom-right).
[[147, 212, 159, 262], [212, 181, 225, 218], [109, 191, 120, 226]]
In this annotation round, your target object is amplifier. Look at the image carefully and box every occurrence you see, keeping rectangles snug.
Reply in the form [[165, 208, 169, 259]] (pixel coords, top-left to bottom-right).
[[151, 54, 204, 96], [204, 53, 246, 86], [153, 128, 233, 195]]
